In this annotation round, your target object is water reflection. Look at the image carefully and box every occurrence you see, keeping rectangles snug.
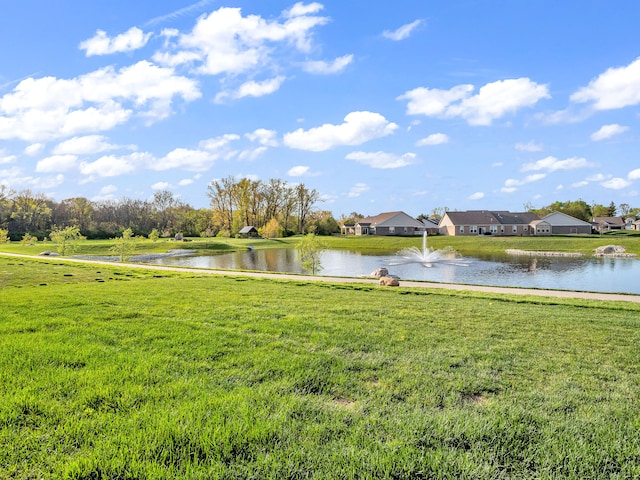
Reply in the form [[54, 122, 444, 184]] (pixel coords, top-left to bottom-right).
[[143, 248, 640, 295]]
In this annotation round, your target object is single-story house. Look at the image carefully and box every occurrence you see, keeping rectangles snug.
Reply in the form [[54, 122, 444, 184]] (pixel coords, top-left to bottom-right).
[[536, 212, 592, 235], [439, 210, 539, 236], [343, 211, 425, 236], [439, 210, 592, 236], [421, 218, 440, 235], [593, 216, 626, 232], [238, 226, 259, 238]]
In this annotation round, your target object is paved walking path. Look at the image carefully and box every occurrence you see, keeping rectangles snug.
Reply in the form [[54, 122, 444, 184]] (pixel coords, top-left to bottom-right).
[[3, 252, 640, 303]]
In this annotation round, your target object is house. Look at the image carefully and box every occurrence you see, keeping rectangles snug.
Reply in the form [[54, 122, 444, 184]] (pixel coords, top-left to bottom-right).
[[593, 216, 626, 232], [439, 211, 539, 236], [421, 218, 440, 235], [439, 210, 592, 236], [238, 226, 259, 238], [536, 212, 592, 235], [344, 211, 425, 236]]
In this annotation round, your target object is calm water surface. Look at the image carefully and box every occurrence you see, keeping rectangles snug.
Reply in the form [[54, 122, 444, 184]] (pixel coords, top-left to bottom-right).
[[144, 248, 640, 295]]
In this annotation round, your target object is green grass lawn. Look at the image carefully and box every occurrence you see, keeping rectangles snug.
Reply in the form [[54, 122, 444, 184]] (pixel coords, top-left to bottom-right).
[[2, 256, 640, 478]]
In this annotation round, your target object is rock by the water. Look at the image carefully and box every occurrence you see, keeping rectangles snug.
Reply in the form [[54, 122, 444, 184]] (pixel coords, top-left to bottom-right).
[[371, 267, 389, 278], [38, 251, 59, 256], [593, 245, 635, 257], [379, 276, 400, 286]]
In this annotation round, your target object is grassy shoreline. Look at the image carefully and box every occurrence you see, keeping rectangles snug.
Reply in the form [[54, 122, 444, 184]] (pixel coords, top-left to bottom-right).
[[2, 257, 640, 478], [0, 231, 639, 258]]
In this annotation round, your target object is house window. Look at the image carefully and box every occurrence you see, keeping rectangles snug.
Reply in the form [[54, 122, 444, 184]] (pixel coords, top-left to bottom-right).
[[512, 226, 518, 233], [469, 225, 478, 234], [459, 226, 465, 234], [524, 226, 528, 232], [389, 227, 395, 234], [490, 225, 498, 233]]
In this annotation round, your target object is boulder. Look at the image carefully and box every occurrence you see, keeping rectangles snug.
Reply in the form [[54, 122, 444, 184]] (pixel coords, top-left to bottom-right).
[[38, 251, 59, 256], [594, 245, 626, 255], [370, 267, 389, 278], [379, 276, 400, 287]]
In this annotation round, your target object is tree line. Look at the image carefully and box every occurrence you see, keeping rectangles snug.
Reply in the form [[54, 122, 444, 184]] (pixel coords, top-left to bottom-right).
[[0, 178, 336, 241]]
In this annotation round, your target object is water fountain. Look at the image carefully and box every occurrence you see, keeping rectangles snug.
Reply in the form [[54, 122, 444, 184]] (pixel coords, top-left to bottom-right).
[[389, 231, 470, 268]]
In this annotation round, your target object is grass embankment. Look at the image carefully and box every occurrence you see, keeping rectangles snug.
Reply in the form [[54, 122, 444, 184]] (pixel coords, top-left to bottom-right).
[[2, 256, 640, 478], [323, 232, 640, 257], [1, 231, 639, 259]]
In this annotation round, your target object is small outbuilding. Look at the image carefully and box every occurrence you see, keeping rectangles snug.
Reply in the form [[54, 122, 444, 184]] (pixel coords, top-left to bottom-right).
[[238, 226, 259, 238]]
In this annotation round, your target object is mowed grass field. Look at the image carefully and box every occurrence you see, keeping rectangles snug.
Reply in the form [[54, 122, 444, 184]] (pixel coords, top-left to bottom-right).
[[2, 256, 640, 479]]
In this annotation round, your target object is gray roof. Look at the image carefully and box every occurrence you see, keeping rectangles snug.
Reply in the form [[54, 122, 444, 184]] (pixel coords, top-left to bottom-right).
[[593, 216, 626, 226], [444, 210, 539, 225], [238, 226, 258, 233]]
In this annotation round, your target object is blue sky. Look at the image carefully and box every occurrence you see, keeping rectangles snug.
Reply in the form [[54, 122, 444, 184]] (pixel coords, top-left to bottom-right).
[[1, 1, 639, 218]]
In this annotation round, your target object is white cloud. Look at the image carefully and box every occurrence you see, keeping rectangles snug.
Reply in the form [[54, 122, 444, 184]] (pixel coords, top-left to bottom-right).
[[147, 134, 239, 171], [348, 182, 369, 198], [79, 152, 145, 177], [152, 181, 171, 190], [283, 111, 398, 151], [398, 78, 550, 126], [216, 76, 286, 102], [503, 173, 546, 190], [587, 174, 608, 182], [628, 168, 640, 180], [0, 151, 16, 164], [492, 162, 504, 167], [245, 128, 278, 147], [0, 61, 200, 141], [515, 173, 547, 185], [155, 5, 328, 75], [24, 143, 45, 156], [468, 191, 485, 200], [590, 123, 629, 141], [178, 178, 194, 186], [238, 146, 268, 161], [286, 2, 324, 18], [571, 57, 640, 110], [382, 20, 422, 41], [515, 141, 543, 152], [199, 134, 240, 151], [601, 177, 632, 190], [53, 135, 122, 155], [36, 154, 77, 173], [153, 148, 217, 171], [416, 133, 449, 146], [302, 54, 353, 74], [346, 151, 416, 169], [100, 184, 118, 194], [79, 27, 152, 56], [521, 156, 596, 172], [287, 165, 317, 177], [91, 184, 118, 201]]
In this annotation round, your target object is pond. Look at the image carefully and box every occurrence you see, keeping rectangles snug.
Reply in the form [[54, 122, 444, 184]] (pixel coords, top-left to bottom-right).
[[140, 248, 640, 295]]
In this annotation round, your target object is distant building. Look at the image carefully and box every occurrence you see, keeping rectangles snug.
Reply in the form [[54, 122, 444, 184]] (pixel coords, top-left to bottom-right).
[[341, 211, 424, 236], [238, 226, 259, 238], [439, 210, 592, 236], [439, 210, 538, 236]]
